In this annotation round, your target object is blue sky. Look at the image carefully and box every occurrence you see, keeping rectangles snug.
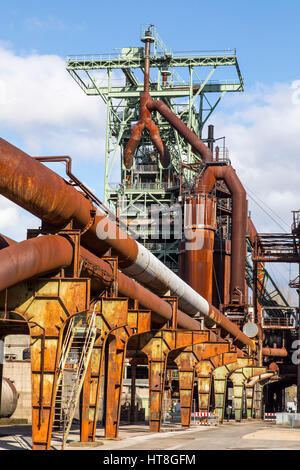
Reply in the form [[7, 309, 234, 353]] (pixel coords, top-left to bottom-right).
[[0, 0, 299, 302], [1, 0, 300, 87]]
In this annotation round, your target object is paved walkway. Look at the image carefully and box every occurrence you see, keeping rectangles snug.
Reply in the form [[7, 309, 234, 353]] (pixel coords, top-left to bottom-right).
[[1, 420, 300, 451]]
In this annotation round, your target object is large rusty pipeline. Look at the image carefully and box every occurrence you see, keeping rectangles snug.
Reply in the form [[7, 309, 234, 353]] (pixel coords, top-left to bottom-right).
[[0, 235, 73, 292], [196, 165, 247, 304], [148, 99, 212, 162], [0, 233, 250, 345], [80, 246, 203, 331], [0, 234, 204, 332], [0, 138, 254, 349]]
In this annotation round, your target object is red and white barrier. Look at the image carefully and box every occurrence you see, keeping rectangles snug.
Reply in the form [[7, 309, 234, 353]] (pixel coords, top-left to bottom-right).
[[264, 412, 276, 421], [194, 412, 219, 425]]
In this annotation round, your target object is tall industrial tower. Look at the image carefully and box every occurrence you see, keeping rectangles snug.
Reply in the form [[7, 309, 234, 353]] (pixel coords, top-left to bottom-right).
[[66, 25, 244, 272]]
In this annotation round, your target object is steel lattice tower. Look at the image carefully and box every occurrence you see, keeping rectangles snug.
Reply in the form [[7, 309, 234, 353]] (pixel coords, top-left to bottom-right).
[[66, 25, 244, 272]]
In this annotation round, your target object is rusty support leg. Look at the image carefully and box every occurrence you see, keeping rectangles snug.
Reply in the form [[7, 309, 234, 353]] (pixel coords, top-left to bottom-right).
[[254, 383, 263, 419], [230, 370, 244, 422], [230, 367, 266, 422], [130, 364, 136, 424], [104, 307, 151, 439], [196, 361, 213, 412], [80, 360, 92, 442], [30, 332, 60, 449], [0, 278, 90, 450], [213, 372, 227, 422], [174, 352, 196, 427], [105, 328, 128, 438], [246, 386, 254, 418], [86, 298, 128, 442], [195, 348, 237, 415], [148, 355, 167, 433], [86, 338, 105, 441], [213, 358, 255, 423], [172, 342, 233, 427], [140, 330, 213, 432]]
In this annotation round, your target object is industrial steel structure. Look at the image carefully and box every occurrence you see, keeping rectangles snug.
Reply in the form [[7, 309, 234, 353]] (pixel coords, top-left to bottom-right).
[[0, 26, 298, 450]]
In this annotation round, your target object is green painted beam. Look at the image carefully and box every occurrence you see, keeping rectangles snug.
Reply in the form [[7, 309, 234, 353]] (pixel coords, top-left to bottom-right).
[[66, 53, 239, 70], [82, 82, 243, 97]]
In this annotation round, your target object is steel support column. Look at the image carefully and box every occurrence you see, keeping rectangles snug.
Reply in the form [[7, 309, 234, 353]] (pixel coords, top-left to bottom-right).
[[213, 358, 255, 423], [174, 351, 196, 428], [0, 278, 90, 450], [196, 360, 214, 412], [104, 308, 151, 439], [172, 341, 233, 427], [245, 386, 254, 418], [80, 298, 128, 442], [196, 350, 238, 413], [230, 367, 266, 422], [247, 373, 277, 419], [139, 330, 213, 432]]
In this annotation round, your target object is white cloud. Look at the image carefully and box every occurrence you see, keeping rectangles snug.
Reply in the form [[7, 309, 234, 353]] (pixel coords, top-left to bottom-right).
[[0, 44, 108, 241], [210, 82, 300, 300], [0, 44, 106, 159], [0, 197, 39, 241], [211, 81, 300, 233]]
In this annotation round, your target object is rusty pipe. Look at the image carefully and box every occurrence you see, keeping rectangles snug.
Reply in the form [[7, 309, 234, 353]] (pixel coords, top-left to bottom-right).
[[0, 235, 73, 292], [123, 33, 170, 169], [124, 29, 212, 167], [0, 233, 203, 332], [124, 92, 170, 169], [196, 165, 247, 304], [148, 99, 211, 162], [262, 347, 288, 357], [143, 36, 151, 93], [0, 231, 253, 350], [268, 362, 279, 373], [181, 194, 216, 303], [80, 246, 251, 347], [248, 217, 258, 247], [0, 139, 254, 349], [0, 138, 139, 267], [80, 246, 252, 348]]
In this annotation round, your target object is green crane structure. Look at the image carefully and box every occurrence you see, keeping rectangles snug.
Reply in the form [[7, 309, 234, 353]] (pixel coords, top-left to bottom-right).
[[66, 25, 244, 271]]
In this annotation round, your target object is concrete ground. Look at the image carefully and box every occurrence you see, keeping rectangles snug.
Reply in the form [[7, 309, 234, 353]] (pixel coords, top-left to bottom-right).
[[1, 420, 300, 451]]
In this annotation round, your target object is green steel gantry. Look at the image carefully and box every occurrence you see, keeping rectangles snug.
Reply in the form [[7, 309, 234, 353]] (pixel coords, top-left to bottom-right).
[[66, 25, 244, 271]]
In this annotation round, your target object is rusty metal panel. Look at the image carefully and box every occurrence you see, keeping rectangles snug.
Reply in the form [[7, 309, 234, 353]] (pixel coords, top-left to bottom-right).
[[0, 278, 89, 450], [82, 298, 128, 442]]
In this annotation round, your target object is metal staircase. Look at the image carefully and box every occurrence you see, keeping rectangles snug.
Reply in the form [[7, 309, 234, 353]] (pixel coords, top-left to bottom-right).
[[52, 308, 97, 449]]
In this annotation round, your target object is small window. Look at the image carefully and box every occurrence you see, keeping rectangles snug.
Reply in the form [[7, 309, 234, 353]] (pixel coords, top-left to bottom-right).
[[5, 354, 17, 361], [23, 348, 31, 360]]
